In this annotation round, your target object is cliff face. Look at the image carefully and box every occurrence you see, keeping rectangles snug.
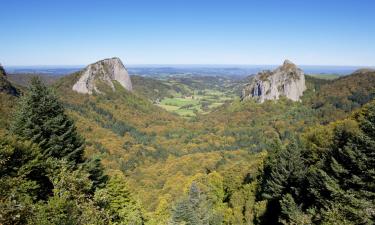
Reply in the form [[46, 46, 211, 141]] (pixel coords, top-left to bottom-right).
[[0, 64, 18, 96], [242, 60, 306, 103], [72, 57, 132, 94]]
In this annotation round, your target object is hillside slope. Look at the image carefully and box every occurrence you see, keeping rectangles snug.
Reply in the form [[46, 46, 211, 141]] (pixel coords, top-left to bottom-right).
[[1, 66, 374, 224], [306, 70, 375, 122], [0, 64, 18, 96], [0, 64, 19, 131]]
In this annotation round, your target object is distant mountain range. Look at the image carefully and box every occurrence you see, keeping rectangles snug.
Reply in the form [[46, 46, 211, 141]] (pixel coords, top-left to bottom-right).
[[5, 65, 374, 77]]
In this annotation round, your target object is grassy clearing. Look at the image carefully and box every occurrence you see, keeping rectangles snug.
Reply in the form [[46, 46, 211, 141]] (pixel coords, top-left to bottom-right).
[[145, 75, 242, 117], [157, 89, 236, 117], [160, 97, 199, 107], [309, 74, 340, 80]]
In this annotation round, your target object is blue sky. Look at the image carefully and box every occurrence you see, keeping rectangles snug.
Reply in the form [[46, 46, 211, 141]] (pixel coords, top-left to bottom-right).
[[0, 0, 374, 66]]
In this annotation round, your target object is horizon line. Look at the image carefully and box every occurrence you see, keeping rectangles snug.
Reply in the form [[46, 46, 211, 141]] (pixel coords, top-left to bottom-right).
[[4, 63, 375, 68]]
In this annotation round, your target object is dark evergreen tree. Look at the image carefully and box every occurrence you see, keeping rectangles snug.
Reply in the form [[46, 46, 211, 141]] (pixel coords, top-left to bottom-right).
[[308, 102, 375, 224], [10, 77, 84, 166], [171, 182, 215, 225], [84, 156, 109, 191], [262, 139, 306, 200], [279, 194, 312, 225], [0, 135, 53, 224], [188, 182, 211, 225], [260, 138, 307, 224], [32, 161, 108, 225], [171, 198, 196, 225]]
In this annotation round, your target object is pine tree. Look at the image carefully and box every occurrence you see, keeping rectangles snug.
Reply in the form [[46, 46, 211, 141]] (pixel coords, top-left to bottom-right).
[[262, 138, 306, 200], [309, 101, 375, 224], [32, 161, 108, 225], [0, 135, 53, 224], [260, 138, 307, 224], [279, 194, 312, 225], [171, 182, 214, 225], [84, 156, 109, 192], [171, 198, 196, 225], [10, 77, 84, 165]]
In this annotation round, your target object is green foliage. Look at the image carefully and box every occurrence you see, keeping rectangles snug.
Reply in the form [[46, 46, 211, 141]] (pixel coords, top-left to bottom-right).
[[259, 138, 307, 224], [0, 66, 19, 96], [0, 135, 47, 224], [1, 78, 115, 224], [307, 71, 375, 122], [45, 71, 375, 225], [132, 75, 241, 117], [11, 77, 84, 165], [32, 162, 108, 225], [0, 134, 110, 224], [308, 102, 375, 224], [95, 174, 144, 225], [2, 69, 374, 224], [84, 156, 109, 191], [308, 74, 340, 80], [261, 138, 306, 200], [0, 139, 51, 191], [169, 161, 265, 225], [257, 101, 375, 224], [279, 194, 312, 225], [171, 182, 220, 225], [131, 75, 179, 103]]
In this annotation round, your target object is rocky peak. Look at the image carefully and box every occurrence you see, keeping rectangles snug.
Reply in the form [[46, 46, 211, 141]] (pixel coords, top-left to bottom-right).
[[0, 63, 18, 96], [72, 57, 132, 94], [280, 59, 297, 70], [241, 60, 306, 103]]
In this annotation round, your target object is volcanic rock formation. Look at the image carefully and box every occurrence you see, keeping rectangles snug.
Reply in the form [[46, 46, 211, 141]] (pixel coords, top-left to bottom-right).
[[242, 60, 306, 102], [72, 57, 132, 94]]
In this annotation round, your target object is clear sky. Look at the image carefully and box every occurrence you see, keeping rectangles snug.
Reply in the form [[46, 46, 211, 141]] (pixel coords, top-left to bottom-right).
[[1, 0, 374, 66]]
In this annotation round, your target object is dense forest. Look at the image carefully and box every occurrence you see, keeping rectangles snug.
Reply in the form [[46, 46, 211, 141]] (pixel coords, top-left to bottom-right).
[[1, 69, 375, 224]]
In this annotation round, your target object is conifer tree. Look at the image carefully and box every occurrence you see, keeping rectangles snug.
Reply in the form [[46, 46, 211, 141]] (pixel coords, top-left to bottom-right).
[[0, 135, 53, 224], [32, 160, 108, 225], [260, 138, 307, 224], [309, 102, 375, 224], [171, 182, 215, 225], [171, 198, 196, 225], [262, 138, 306, 200], [279, 194, 312, 225], [10, 77, 84, 165], [84, 156, 109, 191]]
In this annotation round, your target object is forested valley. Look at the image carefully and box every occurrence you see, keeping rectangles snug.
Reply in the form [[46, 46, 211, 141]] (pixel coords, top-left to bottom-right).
[[1, 67, 374, 225]]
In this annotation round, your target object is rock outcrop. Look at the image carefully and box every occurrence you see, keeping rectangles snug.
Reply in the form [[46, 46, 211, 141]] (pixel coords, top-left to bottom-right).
[[241, 60, 306, 103], [72, 57, 132, 94], [0, 63, 18, 96]]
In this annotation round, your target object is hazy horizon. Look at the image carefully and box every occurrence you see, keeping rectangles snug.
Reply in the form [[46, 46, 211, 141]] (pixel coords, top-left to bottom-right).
[[5, 64, 375, 68], [5, 64, 373, 76]]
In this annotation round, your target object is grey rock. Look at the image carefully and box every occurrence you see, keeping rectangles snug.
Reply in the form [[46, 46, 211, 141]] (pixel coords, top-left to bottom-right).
[[72, 57, 132, 94], [242, 60, 306, 103]]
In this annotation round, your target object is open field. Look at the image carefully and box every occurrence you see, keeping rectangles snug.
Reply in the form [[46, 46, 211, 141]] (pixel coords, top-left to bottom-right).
[[132, 75, 244, 117], [158, 88, 238, 117], [309, 73, 340, 80]]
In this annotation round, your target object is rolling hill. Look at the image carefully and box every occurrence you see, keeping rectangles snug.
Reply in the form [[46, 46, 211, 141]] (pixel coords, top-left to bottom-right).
[[1, 61, 374, 224]]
